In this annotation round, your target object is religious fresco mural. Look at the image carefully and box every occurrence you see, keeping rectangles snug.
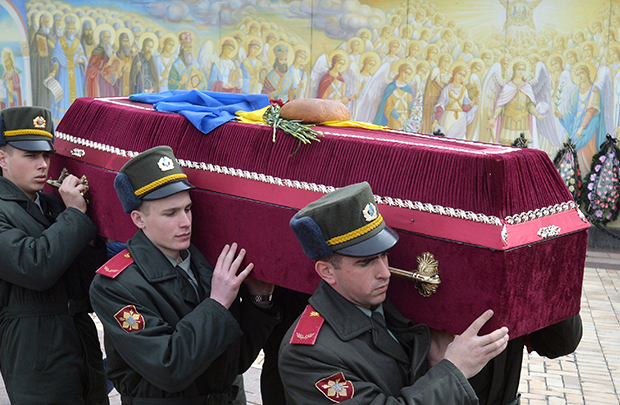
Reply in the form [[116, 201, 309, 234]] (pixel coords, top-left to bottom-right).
[[2, 0, 620, 222]]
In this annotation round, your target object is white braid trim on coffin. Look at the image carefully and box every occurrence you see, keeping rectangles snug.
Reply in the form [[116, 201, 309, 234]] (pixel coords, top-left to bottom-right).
[[55, 131, 579, 227]]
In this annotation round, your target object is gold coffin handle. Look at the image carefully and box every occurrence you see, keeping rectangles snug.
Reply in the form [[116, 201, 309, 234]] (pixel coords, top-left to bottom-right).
[[47, 168, 90, 203], [389, 252, 440, 298]]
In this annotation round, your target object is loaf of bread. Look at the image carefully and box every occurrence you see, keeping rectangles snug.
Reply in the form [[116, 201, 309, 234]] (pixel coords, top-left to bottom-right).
[[279, 98, 351, 124]]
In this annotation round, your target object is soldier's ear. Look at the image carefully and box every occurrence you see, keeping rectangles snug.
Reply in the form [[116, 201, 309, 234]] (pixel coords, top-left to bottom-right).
[[130, 210, 146, 229], [315, 260, 336, 286]]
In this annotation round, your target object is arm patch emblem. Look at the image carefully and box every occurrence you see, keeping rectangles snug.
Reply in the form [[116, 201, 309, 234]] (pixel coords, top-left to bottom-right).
[[114, 305, 145, 332], [315, 372, 354, 403]]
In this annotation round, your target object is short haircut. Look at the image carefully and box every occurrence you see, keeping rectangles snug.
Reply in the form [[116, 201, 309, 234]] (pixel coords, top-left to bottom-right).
[[320, 253, 343, 270]]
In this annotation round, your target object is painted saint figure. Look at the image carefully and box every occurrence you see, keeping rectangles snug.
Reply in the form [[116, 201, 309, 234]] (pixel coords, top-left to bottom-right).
[[1, 48, 21, 109], [373, 60, 415, 130], [487, 61, 546, 145], [432, 64, 478, 139], [129, 34, 159, 94], [558, 63, 608, 172], [49, 15, 87, 120], [169, 32, 206, 91]]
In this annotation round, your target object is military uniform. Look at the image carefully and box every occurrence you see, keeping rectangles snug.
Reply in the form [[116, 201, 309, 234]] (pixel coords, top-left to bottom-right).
[[89, 146, 279, 404], [0, 107, 108, 404], [279, 280, 478, 404], [90, 230, 279, 403], [281, 182, 488, 404]]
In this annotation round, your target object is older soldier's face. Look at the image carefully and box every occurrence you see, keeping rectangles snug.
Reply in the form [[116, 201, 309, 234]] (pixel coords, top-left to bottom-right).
[[323, 252, 391, 309]]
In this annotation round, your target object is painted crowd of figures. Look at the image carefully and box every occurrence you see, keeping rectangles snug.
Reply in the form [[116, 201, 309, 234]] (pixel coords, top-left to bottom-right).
[[14, 0, 620, 174]]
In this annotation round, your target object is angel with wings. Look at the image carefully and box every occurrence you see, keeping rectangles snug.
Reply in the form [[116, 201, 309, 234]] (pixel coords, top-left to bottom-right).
[[558, 62, 612, 171], [432, 62, 478, 139], [481, 58, 561, 150]]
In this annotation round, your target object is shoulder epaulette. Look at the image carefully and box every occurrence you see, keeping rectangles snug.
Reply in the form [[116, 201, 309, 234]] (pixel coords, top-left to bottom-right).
[[96, 249, 134, 279], [290, 304, 324, 345]]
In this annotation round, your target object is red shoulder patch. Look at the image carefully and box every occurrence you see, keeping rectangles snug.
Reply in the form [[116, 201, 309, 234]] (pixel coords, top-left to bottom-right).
[[290, 305, 324, 345], [315, 372, 354, 403], [96, 249, 133, 278]]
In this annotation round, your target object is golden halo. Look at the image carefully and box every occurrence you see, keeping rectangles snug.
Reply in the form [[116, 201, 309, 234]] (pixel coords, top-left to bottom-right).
[[93, 23, 115, 46], [507, 56, 532, 79], [468, 57, 485, 74], [406, 39, 423, 57], [115, 27, 134, 50], [391, 58, 414, 78], [62, 13, 81, 34], [437, 52, 453, 69], [347, 37, 363, 52], [608, 43, 620, 59], [90, 12, 105, 25], [424, 43, 439, 59], [581, 41, 598, 59], [263, 29, 278, 43], [327, 48, 351, 73], [547, 52, 566, 70], [384, 36, 403, 54], [571, 61, 597, 85], [413, 59, 431, 78], [159, 32, 179, 54], [108, 17, 124, 30], [356, 27, 372, 41], [80, 15, 96, 33], [244, 35, 263, 53], [34, 10, 52, 28], [268, 40, 294, 67], [138, 32, 159, 52], [360, 50, 381, 74], [448, 60, 470, 82], [293, 43, 311, 63], [218, 35, 239, 59]]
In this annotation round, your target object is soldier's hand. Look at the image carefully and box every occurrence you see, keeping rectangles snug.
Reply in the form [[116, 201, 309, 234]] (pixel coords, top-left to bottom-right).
[[58, 174, 87, 213], [443, 309, 509, 378], [210, 243, 254, 309]]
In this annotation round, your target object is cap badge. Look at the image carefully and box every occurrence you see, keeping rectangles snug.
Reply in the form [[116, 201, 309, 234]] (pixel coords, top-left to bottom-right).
[[33, 116, 46, 129], [362, 203, 378, 222], [157, 156, 174, 171]]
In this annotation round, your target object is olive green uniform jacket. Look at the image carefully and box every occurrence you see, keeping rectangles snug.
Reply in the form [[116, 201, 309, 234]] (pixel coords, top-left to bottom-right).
[[0, 177, 109, 404], [89, 229, 280, 404], [279, 280, 478, 404]]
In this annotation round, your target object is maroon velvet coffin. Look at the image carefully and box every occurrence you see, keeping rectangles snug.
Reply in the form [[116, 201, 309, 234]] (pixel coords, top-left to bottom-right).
[[52, 96, 589, 337]]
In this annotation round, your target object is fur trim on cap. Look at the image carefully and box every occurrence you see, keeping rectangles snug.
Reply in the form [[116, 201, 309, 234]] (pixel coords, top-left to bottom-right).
[[114, 172, 143, 213], [0, 114, 5, 146], [290, 214, 334, 260]]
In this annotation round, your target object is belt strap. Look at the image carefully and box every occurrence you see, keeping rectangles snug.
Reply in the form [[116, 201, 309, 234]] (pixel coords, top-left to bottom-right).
[[5, 299, 90, 318], [122, 385, 239, 405]]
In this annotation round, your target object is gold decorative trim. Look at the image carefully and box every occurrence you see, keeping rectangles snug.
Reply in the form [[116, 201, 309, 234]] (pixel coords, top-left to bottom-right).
[[537, 225, 561, 239], [55, 131, 580, 229], [504, 201, 577, 225]]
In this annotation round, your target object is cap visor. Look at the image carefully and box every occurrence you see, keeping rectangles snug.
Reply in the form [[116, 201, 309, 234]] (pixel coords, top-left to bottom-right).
[[9, 140, 55, 152], [142, 181, 194, 200], [335, 226, 399, 257]]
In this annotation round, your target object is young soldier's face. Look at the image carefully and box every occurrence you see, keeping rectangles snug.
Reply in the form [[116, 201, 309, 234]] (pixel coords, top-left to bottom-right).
[[134, 191, 192, 259], [326, 252, 391, 309], [0, 146, 50, 200]]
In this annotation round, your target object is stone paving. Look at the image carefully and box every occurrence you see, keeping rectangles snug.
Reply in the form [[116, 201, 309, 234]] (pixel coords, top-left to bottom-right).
[[0, 249, 617, 405]]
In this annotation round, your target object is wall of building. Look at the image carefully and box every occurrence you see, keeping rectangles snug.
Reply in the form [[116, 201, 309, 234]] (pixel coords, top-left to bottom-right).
[[2, 0, 619, 232]]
